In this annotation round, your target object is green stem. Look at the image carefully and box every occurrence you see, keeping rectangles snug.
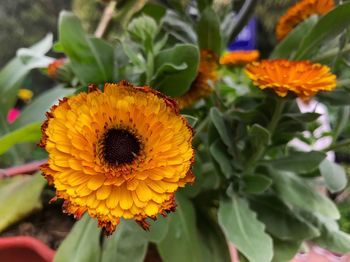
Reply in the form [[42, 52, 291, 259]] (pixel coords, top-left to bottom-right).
[[245, 98, 286, 173], [267, 99, 286, 137], [324, 138, 350, 152], [334, 106, 350, 141], [313, 43, 350, 62], [145, 50, 154, 84], [193, 115, 210, 146], [337, 79, 350, 87]]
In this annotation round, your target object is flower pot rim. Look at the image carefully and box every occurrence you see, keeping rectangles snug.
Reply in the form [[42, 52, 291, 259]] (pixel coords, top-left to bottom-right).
[[0, 236, 55, 262]]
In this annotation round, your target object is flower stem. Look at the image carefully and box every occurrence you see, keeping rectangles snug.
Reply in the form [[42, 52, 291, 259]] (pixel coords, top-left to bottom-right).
[[267, 98, 286, 137], [245, 98, 286, 173], [146, 50, 154, 84], [313, 44, 350, 62], [193, 115, 210, 146], [324, 138, 350, 152], [337, 79, 350, 87]]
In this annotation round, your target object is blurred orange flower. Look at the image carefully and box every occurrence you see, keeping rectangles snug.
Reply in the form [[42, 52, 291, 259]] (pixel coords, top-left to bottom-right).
[[276, 0, 334, 41], [245, 59, 336, 100], [219, 50, 260, 65], [47, 58, 66, 79], [175, 49, 218, 109]]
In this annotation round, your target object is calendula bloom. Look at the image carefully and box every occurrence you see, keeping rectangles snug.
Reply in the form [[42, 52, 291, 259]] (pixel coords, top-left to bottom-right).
[[219, 50, 260, 65], [175, 49, 218, 109], [48, 58, 66, 79], [245, 59, 336, 100], [39, 81, 195, 234], [276, 0, 334, 41]]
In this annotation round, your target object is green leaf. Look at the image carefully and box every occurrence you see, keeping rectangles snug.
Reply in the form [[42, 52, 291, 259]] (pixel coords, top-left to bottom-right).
[[270, 16, 318, 59], [0, 174, 46, 232], [0, 122, 41, 156], [158, 193, 204, 262], [197, 0, 213, 12], [218, 195, 273, 262], [197, 7, 221, 56], [101, 222, 148, 262], [210, 108, 233, 152], [317, 88, 350, 106], [59, 11, 114, 84], [197, 209, 231, 262], [136, 3, 166, 23], [12, 85, 73, 129], [319, 159, 347, 193], [122, 41, 145, 68], [242, 175, 272, 194], [54, 215, 101, 262], [210, 140, 234, 178], [263, 151, 326, 174], [0, 34, 53, 116], [125, 215, 169, 244], [182, 114, 198, 127], [269, 169, 340, 219], [153, 44, 199, 97], [249, 195, 320, 241], [151, 63, 187, 84], [295, 3, 350, 59], [316, 230, 350, 253], [249, 124, 270, 148], [284, 112, 321, 123], [162, 10, 197, 44], [300, 212, 350, 253], [272, 238, 301, 262]]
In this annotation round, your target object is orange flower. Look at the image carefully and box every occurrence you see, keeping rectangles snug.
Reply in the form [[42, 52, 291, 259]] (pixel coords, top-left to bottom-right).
[[48, 58, 66, 79], [175, 49, 218, 109], [245, 59, 336, 100], [276, 0, 334, 41], [39, 81, 195, 234], [219, 50, 260, 65]]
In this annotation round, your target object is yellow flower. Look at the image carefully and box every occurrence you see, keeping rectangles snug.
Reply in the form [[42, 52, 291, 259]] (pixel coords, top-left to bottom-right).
[[276, 0, 334, 41], [245, 59, 336, 100], [219, 50, 260, 65], [175, 49, 218, 109], [39, 81, 195, 234], [17, 88, 33, 102]]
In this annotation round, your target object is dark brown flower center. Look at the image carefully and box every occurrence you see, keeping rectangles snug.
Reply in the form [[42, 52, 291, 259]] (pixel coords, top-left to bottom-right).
[[102, 128, 141, 165]]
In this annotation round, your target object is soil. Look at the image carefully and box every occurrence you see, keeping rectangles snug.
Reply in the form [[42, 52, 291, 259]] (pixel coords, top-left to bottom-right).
[[0, 190, 163, 261], [0, 193, 74, 250]]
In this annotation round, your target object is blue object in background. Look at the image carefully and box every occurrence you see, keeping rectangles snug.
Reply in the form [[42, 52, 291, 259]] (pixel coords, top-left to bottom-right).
[[228, 17, 257, 51]]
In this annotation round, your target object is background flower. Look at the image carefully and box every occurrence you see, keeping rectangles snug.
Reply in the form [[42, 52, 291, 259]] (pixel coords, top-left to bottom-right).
[[245, 59, 336, 100], [220, 50, 260, 65], [175, 49, 218, 109], [276, 0, 334, 40]]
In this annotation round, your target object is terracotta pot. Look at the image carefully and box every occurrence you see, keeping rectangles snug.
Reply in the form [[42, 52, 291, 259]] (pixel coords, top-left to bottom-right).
[[0, 236, 55, 262]]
